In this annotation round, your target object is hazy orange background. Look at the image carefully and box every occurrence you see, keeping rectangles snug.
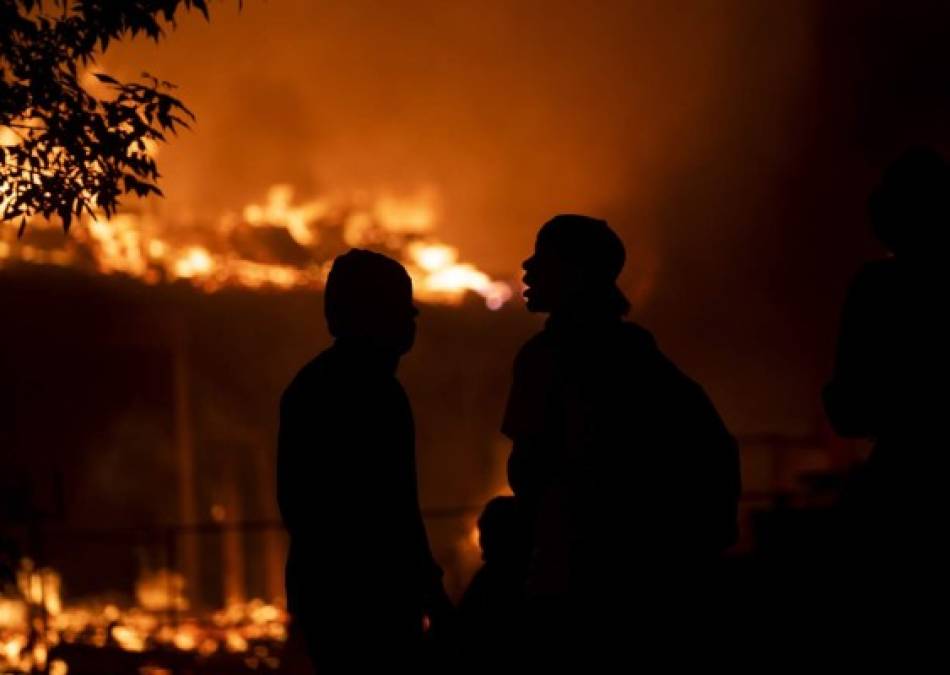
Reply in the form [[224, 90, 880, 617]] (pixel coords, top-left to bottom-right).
[[101, 0, 950, 433], [106, 2, 809, 274]]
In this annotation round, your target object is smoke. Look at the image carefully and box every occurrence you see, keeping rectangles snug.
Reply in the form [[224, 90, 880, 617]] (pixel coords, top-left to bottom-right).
[[105, 1, 771, 274], [102, 0, 950, 433]]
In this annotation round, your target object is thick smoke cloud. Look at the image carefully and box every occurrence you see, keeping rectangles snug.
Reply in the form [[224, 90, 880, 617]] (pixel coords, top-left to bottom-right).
[[108, 1, 768, 274], [106, 0, 950, 433]]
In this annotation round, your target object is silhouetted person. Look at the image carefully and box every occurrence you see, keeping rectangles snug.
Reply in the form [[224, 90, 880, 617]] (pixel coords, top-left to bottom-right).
[[503, 215, 740, 662], [277, 249, 450, 673], [824, 148, 950, 636], [457, 496, 531, 670]]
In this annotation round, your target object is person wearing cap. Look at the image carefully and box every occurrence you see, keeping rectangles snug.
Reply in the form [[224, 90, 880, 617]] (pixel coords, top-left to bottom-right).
[[277, 249, 451, 672], [502, 214, 739, 660]]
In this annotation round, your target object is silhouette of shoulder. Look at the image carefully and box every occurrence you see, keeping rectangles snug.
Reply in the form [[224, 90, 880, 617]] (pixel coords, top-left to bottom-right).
[[507, 320, 662, 386], [615, 320, 659, 349], [846, 258, 899, 302], [512, 320, 656, 363], [281, 352, 332, 408], [282, 346, 399, 411], [509, 319, 731, 414], [277, 344, 410, 526], [503, 319, 724, 443]]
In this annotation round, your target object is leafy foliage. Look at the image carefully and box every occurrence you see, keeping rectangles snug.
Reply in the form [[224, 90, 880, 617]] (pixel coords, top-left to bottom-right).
[[0, 1, 218, 233]]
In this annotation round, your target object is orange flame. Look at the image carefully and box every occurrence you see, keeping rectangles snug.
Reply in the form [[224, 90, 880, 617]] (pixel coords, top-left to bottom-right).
[[0, 559, 290, 674], [0, 183, 512, 309]]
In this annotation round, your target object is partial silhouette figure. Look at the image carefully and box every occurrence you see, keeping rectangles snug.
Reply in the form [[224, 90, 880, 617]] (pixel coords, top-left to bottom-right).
[[277, 249, 451, 673], [457, 496, 531, 671], [824, 148, 950, 638], [503, 215, 740, 662]]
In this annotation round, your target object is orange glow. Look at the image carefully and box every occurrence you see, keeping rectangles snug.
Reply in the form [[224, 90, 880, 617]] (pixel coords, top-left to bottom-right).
[[0, 127, 19, 146], [243, 184, 325, 246], [407, 241, 513, 307], [171, 626, 198, 651], [408, 241, 458, 272], [0, 559, 289, 674], [469, 524, 481, 549], [135, 569, 189, 612], [172, 246, 214, 278], [0, 185, 512, 309], [110, 625, 146, 653]]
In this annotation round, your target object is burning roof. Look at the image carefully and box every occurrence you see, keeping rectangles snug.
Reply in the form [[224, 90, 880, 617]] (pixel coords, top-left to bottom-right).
[[0, 183, 512, 309]]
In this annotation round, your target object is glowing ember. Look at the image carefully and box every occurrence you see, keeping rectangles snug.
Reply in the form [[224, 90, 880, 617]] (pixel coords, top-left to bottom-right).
[[173, 246, 214, 279], [110, 625, 146, 652], [135, 570, 188, 613], [0, 560, 289, 674], [409, 241, 458, 272], [0, 183, 512, 309], [0, 600, 27, 632]]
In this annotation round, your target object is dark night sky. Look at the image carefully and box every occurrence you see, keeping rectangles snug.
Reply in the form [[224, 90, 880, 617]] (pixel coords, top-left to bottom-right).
[[101, 0, 950, 434]]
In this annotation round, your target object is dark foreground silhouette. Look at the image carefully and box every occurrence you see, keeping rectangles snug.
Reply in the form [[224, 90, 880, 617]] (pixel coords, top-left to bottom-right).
[[820, 147, 950, 647], [499, 214, 741, 665], [277, 249, 450, 673], [457, 496, 532, 670]]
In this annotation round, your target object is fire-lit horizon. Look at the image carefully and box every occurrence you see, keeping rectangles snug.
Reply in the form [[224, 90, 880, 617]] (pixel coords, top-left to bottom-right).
[[0, 0, 720, 301], [94, 0, 749, 293], [21, 0, 930, 436], [0, 183, 513, 309], [6, 0, 938, 436]]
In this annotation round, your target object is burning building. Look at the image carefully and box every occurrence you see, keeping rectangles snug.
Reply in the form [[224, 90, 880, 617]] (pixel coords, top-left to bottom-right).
[[0, 185, 531, 673], [6, 0, 940, 670], [0, 185, 865, 674]]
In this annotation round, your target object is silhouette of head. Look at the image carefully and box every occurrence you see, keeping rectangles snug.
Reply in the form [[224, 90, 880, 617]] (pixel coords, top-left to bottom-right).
[[522, 214, 630, 316], [477, 496, 529, 565], [324, 249, 417, 355], [870, 147, 950, 258]]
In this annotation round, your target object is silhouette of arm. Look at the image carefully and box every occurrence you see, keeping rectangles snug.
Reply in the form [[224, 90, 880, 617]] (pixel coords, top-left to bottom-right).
[[276, 383, 308, 534], [506, 437, 553, 513], [409, 483, 451, 623], [394, 384, 447, 609], [686, 382, 741, 552], [502, 336, 555, 508]]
